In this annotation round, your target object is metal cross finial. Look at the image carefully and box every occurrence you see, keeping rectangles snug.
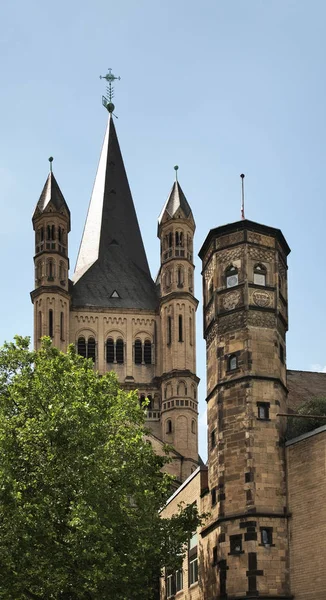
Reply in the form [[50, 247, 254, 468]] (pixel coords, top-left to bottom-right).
[[100, 68, 121, 113]]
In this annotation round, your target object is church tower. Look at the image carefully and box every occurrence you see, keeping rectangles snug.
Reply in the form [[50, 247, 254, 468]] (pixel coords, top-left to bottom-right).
[[157, 171, 199, 480], [31, 163, 71, 351], [199, 219, 291, 599], [31, 72, 201, 485]]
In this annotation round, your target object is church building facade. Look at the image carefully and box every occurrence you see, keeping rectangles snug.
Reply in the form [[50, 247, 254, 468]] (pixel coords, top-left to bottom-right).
[[31, 105, 199, 485], [31, 88, 326, 599]]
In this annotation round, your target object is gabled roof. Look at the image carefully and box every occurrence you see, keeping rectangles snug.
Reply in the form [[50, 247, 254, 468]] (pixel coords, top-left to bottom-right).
[[158, 180, 193, 224], [72, 115, 158, 310], [33, 172, 70, 227]]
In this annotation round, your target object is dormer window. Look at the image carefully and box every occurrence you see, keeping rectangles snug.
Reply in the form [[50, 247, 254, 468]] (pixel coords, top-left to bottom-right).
[[254, 263, 266, 286], [226, 265, 238, 288]]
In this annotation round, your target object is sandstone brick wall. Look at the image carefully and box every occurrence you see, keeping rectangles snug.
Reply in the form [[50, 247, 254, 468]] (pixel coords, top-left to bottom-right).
[[286, 427, 326, 599], [160, 467, 208, 600]]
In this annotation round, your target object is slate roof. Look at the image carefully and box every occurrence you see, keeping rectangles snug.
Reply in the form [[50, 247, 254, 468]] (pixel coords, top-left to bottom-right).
[[72, 115, 158, 310], [287, 370, 326, 411], [33, 172, 70, 224], [158, 181, 192, 224]]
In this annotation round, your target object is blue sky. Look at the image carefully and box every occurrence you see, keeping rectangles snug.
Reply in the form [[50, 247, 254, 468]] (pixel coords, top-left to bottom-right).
[[1, 0, 326, 459]]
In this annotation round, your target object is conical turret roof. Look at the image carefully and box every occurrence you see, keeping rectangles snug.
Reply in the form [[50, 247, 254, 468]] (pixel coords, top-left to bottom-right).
[[158, 180, 193, 224], [33, 172, 70, 227], [72, 115, 158, 310]]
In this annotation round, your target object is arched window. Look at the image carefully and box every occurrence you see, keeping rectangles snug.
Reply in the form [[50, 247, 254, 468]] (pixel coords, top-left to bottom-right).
[[225, 265, 238, 288], [144, 340, 152, 364], [254, 263, 266, 286], [47, 259, 55, 280], [77, 337, 87, 358], [191, 420, 196, 434], [106, 338, 114, 363], [47, 225, 55, 241], [168, 232, 173, 248], [147, 394, 153, 410], [116, 339, 124, 364], [135, 339, 142, 364], [87, 337, 96, 362], [166, 419, 172, 434], [59, 261, 66, 282], [165, 269, 172, 288]]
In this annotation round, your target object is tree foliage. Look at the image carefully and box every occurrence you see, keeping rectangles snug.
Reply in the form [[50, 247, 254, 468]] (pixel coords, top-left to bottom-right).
[[0, 337, 201, 600], [286, 397, 326, 440]]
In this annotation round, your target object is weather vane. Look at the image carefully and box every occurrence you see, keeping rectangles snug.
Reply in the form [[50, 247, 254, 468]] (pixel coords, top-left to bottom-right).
[[100, 68, 121, 114]]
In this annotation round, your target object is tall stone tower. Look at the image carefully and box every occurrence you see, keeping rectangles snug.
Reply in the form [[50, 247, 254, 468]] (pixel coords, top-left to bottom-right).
[[31, 168, 71, 351], [157, 176, 199, 480], [199, 220, 291, 599], [31, 76, 200, 485]]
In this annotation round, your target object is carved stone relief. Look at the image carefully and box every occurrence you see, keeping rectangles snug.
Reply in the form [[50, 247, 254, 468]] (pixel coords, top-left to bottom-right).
[[222, 290, 241, 311], [252, 290, 272, 308]]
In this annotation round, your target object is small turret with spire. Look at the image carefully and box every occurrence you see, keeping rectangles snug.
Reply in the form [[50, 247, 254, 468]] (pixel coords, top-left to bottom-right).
[[157, 168, 199, 480], [31, 158, 71, 350]]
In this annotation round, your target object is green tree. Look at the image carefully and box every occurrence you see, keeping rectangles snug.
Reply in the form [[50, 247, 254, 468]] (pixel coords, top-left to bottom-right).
[[286, 397, 326, 439], [0, 337, 200, 600]]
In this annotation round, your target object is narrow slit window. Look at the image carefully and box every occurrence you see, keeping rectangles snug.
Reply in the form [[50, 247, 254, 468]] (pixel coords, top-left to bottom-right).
[[38, 311, 42, 339], [167, 316, 172, 345], [60, 312, 64, 341], [48, 309, 53, 338], [178, 315, 183, 342]]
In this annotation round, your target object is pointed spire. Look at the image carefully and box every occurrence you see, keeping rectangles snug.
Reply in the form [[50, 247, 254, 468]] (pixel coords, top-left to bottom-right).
[[33, 165, 70, 228], [158, 177, 193, 225], [72, 115, 157, 310]]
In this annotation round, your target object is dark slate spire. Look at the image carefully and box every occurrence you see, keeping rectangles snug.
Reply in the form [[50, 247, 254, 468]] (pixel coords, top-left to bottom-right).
[[158, 180, 193, 225], [33, 171, 70, 227], [72, 115, 157, 310]]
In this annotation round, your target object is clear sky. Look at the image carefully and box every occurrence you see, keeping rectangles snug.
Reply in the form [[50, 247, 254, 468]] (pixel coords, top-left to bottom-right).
[[1, 0, 326, 460]]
